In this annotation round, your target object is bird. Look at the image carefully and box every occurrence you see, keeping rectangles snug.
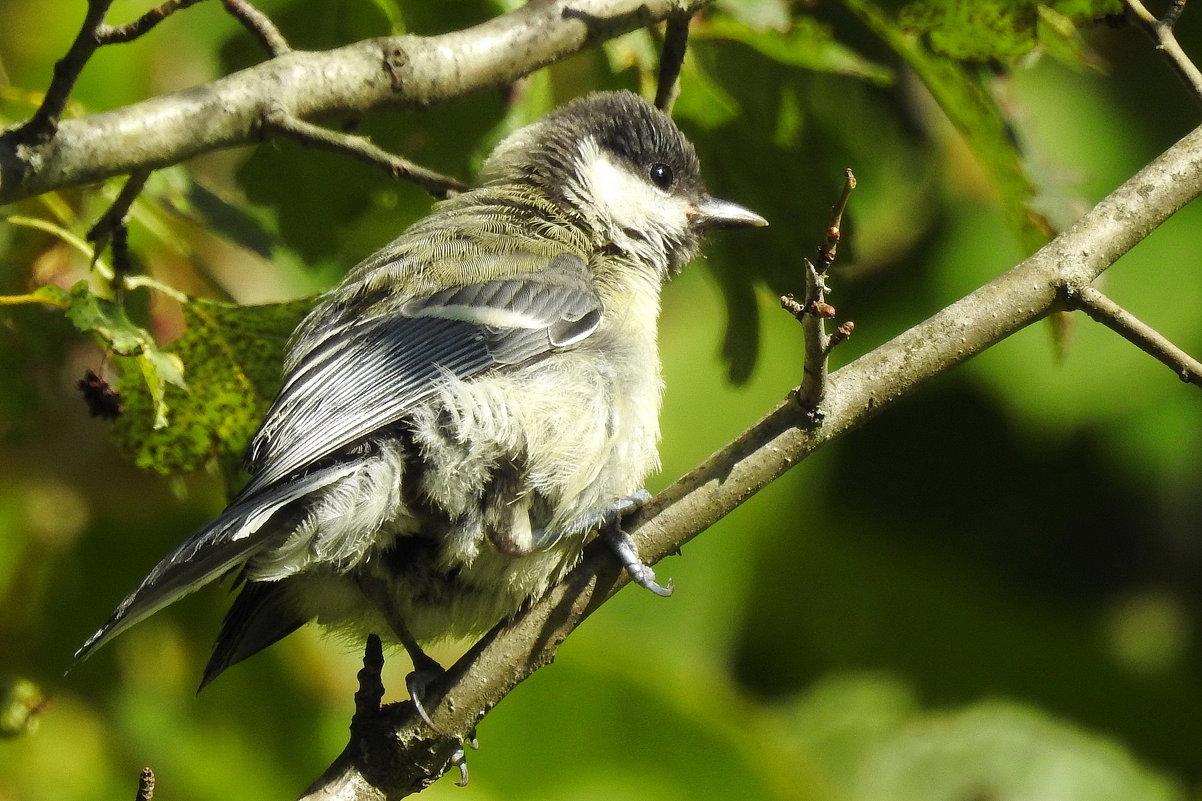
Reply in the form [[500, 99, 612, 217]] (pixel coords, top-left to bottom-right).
[[74, 90, 767, 710]]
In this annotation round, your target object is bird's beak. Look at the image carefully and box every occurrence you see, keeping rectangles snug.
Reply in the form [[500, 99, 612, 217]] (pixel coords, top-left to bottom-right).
[[689, 196, 769, 230]]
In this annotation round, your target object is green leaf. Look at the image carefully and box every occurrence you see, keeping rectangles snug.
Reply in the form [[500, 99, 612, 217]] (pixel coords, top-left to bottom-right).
[[843, 0, 1055, 254], [109, 297, 316, 479], [674, 52, 743, 128], [137, 348, 186, 431], [893, 0, 1122, 64], [29, 284, 70, 307], [60, 281, 189, 428], [62, 282, 147, 357], [898, 0, 1040, 61], [715, 0, 792, 30], [1036, 5, 1109, 71], [698, 14, 895, 86]]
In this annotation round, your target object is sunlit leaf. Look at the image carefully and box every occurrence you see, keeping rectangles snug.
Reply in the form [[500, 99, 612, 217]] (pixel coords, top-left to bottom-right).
[[844, 0, 1055, 254], [109, 297, 315, 479]]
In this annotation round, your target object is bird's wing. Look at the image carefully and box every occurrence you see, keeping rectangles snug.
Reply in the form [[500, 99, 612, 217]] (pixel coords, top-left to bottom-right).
[[242, 251, 601, 493], [74, 251, 601, 665]]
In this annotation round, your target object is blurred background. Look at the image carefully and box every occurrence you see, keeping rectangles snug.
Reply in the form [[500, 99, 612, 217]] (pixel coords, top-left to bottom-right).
[[2, 1, 1202, 799]]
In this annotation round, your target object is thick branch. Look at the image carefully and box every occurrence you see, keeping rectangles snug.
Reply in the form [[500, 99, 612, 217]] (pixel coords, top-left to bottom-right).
[[301, 117, 1202, 801], [0, 0, 710, 205]]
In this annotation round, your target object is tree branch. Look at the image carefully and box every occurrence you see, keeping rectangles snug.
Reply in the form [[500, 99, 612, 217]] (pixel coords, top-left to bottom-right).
[[1066, 284, 1202, 387], [11, 0, 211, 145], [220, 0, 291, 57], [134, 766, 156, 801], [794, 168, 855, 416], [0, 0, 712, 206], [298, 114, 1202, 801], [13, 0, 115, 144], [1124, 0, 1202, 101], [99, 0, 209, 45], [261, 111, 467, 198], [654, 12, 690, 112]]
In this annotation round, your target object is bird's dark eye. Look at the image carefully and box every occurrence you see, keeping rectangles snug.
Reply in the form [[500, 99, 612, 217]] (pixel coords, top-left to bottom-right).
[[648, 162, 673, 190]]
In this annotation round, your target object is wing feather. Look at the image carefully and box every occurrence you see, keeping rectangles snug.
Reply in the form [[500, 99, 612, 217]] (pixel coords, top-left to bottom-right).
[[243, 252, 600, 493]]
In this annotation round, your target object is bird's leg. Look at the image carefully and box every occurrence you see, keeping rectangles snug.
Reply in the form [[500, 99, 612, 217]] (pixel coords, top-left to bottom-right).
[[394, 622, 446, 733], [355, 574, 474, 784], [600, 490, 673, 597], [354, 574, 444, 729]]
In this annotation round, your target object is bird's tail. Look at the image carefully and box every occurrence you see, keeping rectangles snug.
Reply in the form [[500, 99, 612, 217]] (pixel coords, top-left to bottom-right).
[[199, 579, 306, 691], [71, 460, 365, 669]]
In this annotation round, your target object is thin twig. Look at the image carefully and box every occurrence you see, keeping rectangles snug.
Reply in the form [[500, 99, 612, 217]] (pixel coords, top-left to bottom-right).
[[815, 168, 856, 273], [794, 260, 832, 417], [99, 0, 208, 45], [1166, 0, 1188, 26], [262, 110, 469, 199], [221, 0, 291, 57], [12, 0, 211, 143], [654, 13, 690, 112], [1123, 0, 1202, 102], [794, 169, 856, 417], [87, 169, 150, 303], [87, 169, 151, 254], [134, 767, 155, 801], [12, 0, 115, 143], [1067, 285, 1202, 387]]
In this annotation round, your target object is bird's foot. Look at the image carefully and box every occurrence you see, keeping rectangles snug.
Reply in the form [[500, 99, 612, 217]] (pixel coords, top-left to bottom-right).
[[601, 490, 673, 597], [405, 651, 478, 785]]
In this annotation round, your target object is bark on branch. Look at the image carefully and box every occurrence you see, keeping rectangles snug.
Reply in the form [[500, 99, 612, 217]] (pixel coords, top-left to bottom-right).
[[0, 0, 709, 205], [299, 118, 1202, 801]]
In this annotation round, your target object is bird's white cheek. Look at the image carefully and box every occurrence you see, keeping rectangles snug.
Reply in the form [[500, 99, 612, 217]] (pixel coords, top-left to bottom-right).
[[581, 150, 691, 234]]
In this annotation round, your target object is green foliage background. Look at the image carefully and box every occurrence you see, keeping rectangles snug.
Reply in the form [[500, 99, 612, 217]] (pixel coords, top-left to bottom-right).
[[2, 0, 1202, 799]]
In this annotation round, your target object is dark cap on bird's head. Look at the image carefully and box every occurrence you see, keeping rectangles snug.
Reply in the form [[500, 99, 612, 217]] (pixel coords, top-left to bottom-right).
[[481, 91, 767, 250]]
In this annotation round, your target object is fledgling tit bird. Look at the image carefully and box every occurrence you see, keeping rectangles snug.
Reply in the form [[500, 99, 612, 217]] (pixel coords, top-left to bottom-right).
[[75, 91, 767, 697]]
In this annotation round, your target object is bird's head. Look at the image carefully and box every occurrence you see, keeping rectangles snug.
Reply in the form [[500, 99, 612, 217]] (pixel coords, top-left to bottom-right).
[[481, 91, 767, 277]]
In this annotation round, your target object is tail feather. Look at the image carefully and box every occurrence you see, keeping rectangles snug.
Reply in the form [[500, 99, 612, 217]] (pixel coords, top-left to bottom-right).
[[199, 579, 307, 691], [72, 459, 365, 668]]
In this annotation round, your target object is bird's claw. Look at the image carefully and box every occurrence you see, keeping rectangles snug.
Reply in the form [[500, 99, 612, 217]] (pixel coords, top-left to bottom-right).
[[602, 491, 673, 596], [407, 661, 479, 786], [405, 664, 443, 733], [451, 745, 470, 787]]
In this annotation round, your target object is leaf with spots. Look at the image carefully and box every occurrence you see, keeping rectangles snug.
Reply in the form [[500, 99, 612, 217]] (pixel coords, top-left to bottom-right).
[[109, 296, 316, 481]]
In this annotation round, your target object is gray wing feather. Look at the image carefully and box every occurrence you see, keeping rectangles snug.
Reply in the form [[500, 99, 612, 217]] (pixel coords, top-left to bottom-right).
[[244, 253, 600, 493]]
